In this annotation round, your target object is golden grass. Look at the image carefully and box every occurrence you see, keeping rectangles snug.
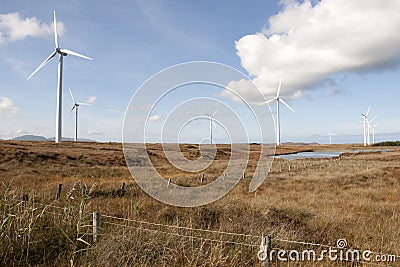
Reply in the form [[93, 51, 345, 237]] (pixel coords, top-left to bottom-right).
[[0, 140, 399, 266]]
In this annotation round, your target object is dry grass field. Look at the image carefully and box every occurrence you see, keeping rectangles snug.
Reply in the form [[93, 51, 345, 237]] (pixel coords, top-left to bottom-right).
[[1, 140, 399, 266]]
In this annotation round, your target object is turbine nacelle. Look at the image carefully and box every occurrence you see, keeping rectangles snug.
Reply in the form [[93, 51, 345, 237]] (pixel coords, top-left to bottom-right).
[[56, 48, 68, 56]]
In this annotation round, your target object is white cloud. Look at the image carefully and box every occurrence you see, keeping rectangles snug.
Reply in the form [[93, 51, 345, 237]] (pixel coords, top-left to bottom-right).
[[233, 0, 400, 101], [148, 114, 161, 122], [0, 97, 19, 118], [87, 96, 97, 104], [0, 12, 65, 44]]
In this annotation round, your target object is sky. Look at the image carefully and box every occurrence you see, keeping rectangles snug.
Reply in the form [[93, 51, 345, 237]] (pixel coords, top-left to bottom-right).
[[0, 0, 399, 144]]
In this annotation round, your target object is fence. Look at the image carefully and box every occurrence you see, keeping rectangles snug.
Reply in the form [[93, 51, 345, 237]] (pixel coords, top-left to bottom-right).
[[2, 192, 399, 266], [90, 211, 399, 267]]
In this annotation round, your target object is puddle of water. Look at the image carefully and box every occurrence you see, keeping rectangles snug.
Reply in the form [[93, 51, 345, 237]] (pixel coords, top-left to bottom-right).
[[274, 149, 391, 160], [274, 151, 343, 160]]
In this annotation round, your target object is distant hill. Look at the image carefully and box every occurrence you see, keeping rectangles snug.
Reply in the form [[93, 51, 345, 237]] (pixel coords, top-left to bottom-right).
[[10, 135, 96, 142], [12, 135, 49, 141]]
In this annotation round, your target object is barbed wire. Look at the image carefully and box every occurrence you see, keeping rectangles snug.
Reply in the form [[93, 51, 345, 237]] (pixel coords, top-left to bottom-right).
[[102, 220, 258, 247], [102, 214, 260, 239]]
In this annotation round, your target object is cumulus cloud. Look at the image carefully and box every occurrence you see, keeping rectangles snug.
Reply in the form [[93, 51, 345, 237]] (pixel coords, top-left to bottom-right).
[[148, 114, 161, 122], [0, 12, 65, 44], [0, 97, 19, 118], [232, 0, 400, 101], [86, 96, 97, 104]]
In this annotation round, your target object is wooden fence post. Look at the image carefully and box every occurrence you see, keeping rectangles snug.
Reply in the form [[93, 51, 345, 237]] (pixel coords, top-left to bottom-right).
[[93, 211, 101, 243], [259, 235, 271, 267], [55, 184, 62, 200], [201, 174, 204, 184]]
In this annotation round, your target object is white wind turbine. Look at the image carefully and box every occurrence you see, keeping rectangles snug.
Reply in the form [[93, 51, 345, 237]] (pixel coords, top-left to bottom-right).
[[69, 88, 92, 142], [367, 116, 376, 145], [328, 131, 337, 145], [205, 109, 219, 144], [258, 78, 295, 145], [371, 122, 380, 144], [361, 107, 370, 146], [27, 11, 93, 143]]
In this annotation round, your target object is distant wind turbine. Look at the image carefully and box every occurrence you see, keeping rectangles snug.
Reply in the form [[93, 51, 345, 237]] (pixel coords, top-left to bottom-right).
[[258, 78, 295, 145], [328, 131, 337, 145], [206, 109, 219, 144], [69, 88, 92, 142], [367, 116, 376, 145], [371, 122, 380, 144], [27, 11, 93, 143], [361, 107, 370, 146]]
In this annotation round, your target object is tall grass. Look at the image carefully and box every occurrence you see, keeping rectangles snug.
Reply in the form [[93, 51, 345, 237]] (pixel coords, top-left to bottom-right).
[[1, 141, 400, 266]]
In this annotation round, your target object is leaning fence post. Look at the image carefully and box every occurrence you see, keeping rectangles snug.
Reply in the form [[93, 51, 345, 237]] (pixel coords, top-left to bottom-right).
[[55, 184, 62, 200], [93, 211, 101, 243], [201, 174, 205, 184]]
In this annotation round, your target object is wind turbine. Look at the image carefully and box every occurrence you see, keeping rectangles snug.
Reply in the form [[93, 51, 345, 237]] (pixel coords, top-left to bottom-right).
[[367, 116, 376, 145], [258, 78, 295, 145], [205, 109, 219, 144], [371, 122, 380, 144], [27, 11, 93, 143], [361, 107, 370, 146], [69, 88, 91, 142], [328, 131, 337, 145]]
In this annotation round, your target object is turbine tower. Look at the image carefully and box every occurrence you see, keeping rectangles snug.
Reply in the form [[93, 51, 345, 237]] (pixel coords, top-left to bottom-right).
[[361, 107, 370, 146], [206, 109, 219, 144], [367, 116, 376, 145], [27, 11, 93, 143], [328, 131, 336, 145], [258, 78, 295, 145], [371, 122, 379, 144], [69, 88, 91, 142]]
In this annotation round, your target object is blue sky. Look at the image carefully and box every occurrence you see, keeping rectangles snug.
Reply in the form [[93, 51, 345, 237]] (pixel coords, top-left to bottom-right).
[[1, 0, 399, 144]]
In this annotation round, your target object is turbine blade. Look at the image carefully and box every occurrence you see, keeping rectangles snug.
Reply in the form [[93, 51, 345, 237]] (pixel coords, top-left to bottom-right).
[[54, 11, 59, 48], [366, 107, 370, 117], [77, 102, 92, 106], [60, 49, 93, 60], [279, 98, 295, 112], [369, 116, 376, 123], [70, 105, 76, 112], [276, 77, 283, 97], [256, 98, 276, 106], [212, 107, 220, 116], [69, 88, 76, 104], [27, 51, 57, 80]]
